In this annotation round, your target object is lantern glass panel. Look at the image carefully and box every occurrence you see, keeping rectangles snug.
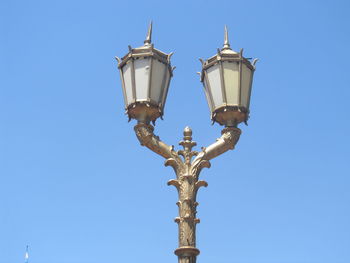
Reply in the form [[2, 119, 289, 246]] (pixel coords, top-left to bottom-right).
[[122, 62, 134, 105], [223, 61, 239, 106], [207, 64, 223, 109], [203, 78, 214, 112], [150, 59, 166, 104], [134, 58, 151, 101], [240, 63, 253, 108], [160, 67, 171, 110]]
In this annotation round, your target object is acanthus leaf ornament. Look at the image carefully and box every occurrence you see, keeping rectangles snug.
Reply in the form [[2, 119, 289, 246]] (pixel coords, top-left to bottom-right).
[[133, 123, 241, 263]]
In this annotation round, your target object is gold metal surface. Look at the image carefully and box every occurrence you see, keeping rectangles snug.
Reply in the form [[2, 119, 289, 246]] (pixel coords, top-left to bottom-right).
[[134, 122, 241, 263], [213, 106, 248, 127], [127, 102, 161, 123]]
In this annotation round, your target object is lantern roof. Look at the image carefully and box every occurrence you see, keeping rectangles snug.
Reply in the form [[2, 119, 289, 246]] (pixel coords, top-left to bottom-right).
[[200, 26, 256, 82], [116, 22, 173, 70]]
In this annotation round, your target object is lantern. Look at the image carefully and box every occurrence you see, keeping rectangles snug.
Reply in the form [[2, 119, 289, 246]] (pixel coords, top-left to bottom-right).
[[116, 23, 174, 124], [200, 26, 257, 127]]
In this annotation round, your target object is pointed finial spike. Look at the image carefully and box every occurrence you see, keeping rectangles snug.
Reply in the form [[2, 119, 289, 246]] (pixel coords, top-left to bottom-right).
[[224, 25, 229, 44], [144, 21, 153, 45], [223, 25, 231, 50]]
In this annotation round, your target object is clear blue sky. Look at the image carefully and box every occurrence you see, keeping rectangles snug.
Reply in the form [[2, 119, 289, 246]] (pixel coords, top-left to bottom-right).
[[1, 0, 350, 263]]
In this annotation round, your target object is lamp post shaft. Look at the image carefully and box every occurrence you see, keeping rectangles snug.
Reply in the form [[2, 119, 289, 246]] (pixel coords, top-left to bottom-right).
[[173, 173, 200, 263], [134, 122, 241, 263]]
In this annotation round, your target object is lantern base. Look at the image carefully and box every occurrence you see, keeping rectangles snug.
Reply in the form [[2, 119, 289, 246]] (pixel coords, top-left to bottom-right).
[[127, 102, 162, 123], [212, 106, 249, 127]]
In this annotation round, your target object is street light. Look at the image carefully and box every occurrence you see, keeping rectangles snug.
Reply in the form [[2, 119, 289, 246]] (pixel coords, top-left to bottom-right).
[[116, 23, 257, 263]]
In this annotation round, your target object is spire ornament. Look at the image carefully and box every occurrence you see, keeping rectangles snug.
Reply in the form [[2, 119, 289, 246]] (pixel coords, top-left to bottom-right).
[[222, 25, 231, 50], [144, 21, 153, 46]]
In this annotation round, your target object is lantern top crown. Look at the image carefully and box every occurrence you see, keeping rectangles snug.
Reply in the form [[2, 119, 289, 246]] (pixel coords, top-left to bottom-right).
[[200, 26, 256, 75], [117, 22, 173, 70]]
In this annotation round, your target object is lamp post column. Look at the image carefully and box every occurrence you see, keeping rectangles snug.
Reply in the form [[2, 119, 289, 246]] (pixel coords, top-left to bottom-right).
[[170, 127, 203, 263]]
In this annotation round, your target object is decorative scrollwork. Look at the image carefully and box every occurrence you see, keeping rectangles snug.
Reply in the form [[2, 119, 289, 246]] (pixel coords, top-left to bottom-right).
[[133, 123, 241, 263], [221, 127, 241, 149], [165, 158, 181, 173], [168, 179, 181, 190]]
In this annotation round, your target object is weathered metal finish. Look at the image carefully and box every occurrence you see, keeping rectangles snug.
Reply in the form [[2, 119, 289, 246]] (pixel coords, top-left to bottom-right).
[[134, 122, 241, 263]]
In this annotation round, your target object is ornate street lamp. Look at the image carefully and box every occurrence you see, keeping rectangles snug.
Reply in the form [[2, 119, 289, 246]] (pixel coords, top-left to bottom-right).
[[116, 23, 257, 263]]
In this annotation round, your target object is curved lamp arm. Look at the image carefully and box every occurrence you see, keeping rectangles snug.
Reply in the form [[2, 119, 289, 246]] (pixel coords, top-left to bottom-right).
[[134, 122, 175, 160], [134, 122, 241, 163], [194, 127, 241, 163]]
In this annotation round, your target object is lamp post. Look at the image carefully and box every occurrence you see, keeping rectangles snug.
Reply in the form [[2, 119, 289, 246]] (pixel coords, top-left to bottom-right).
[[116, 23, 257, 263]]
